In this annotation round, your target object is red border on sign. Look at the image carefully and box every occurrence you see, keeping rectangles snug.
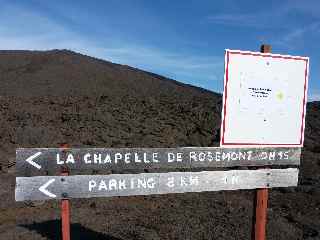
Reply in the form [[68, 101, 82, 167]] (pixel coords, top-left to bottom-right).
[[221, 50, 309, 146]]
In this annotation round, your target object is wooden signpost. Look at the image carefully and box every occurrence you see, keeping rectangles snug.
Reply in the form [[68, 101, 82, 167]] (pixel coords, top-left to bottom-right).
[[16, 168, 299, 201], [60, 144, 70, 240], [14, 45, 309, 240], [16, 147, 301, 176]]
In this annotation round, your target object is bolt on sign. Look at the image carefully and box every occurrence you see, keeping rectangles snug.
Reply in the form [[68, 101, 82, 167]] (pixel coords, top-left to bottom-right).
[[15, 49, 309, 202]]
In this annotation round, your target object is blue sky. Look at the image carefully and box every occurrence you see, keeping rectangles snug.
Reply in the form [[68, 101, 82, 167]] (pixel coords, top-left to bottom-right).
[[0, 0, 319, 101]]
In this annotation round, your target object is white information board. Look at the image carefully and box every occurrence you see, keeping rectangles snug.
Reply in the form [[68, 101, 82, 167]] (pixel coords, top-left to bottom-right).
[[220, 49, 309, 147]]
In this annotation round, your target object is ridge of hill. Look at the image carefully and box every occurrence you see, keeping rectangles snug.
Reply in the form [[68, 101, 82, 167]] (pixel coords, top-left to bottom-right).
[[0, 49, 217, 98]]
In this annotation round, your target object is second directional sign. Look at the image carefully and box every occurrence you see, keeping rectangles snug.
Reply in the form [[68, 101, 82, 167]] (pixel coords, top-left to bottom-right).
[[15, 168, 299, 201]]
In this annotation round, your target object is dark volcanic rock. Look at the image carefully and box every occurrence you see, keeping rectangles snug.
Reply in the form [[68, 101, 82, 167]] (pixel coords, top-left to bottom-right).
[[0, 50, 319, 240]]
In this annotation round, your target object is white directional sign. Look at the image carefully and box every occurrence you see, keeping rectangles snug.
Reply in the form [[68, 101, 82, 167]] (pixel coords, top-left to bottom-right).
[[15, 147, 301, 176], [15, 168, 299, 201], [221, 49, 309, 147]]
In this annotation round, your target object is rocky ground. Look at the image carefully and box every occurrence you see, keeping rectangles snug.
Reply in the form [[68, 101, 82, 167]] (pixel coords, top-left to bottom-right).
[[0, 50, 319, 239]]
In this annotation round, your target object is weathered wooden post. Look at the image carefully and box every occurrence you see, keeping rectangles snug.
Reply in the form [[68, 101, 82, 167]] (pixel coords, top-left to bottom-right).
[[60, 143, 70, 240], [253, 44, 272, 240]]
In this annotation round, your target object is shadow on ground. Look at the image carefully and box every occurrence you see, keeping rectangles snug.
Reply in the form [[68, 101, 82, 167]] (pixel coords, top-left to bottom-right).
[[20, 220, 121, 240]]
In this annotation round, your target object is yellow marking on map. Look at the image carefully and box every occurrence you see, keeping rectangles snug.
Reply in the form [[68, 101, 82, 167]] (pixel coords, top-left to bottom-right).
[[276, 92, 284, 100]]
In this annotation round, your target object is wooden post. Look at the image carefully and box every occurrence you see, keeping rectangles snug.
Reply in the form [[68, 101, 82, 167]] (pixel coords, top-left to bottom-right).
[[260, 44, 271, 53], [60, 144, 70, 240], [253, 44, 271, 240]]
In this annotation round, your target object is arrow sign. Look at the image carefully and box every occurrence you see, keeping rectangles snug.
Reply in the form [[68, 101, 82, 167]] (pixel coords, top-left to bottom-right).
[[15, 168, 299, 201], [25, 152, 42, 169], [39, 179, 56, 198]]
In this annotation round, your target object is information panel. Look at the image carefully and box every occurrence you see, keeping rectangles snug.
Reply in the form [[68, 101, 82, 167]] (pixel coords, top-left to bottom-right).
[[220, 49, 309, 147]]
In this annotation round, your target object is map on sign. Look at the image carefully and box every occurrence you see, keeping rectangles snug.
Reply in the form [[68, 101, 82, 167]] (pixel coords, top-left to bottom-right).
[[220, 49, 309, 147]]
